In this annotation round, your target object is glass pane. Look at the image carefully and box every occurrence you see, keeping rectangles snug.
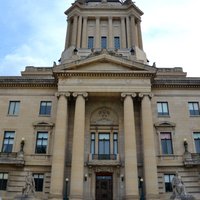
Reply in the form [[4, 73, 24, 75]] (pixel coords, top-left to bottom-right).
[[0, 174, 3, 179], [167, 140, 173, 154], [188, 103, 193, 110], [160, 133, 171, 139], [162, 103, 168, 113], [157, 103, 162, 113], [14, 102, 20, 115], [99, 141, 104, 154], [164, 175, 170, 183], [193, 103, 198, 110], [8, 102, 15, 115], [101, 37, 107, 49], [114, 37, 120, 49], [99, 134, 109, 140], [4, 173, 8, 179], [195, 140, 200, 153], [104, 141, 110, 154], [193, 133, 200, 139], [88, 36, 94, 49]]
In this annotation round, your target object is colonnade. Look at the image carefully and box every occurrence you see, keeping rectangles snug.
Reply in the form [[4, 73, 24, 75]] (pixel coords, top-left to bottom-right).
[[49, 92, 158, 200], [65, 15, 143, 50]]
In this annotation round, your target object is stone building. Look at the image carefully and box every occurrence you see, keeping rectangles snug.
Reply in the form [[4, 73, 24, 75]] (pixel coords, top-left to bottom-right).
[[0, 0, 200, 199]]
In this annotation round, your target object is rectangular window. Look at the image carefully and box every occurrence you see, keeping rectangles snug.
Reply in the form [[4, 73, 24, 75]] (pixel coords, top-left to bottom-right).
[[188, 102, 200, 116], [88, 36, 94, 49], [193, 132, 200, 153], [113, 132, 118, 155], [39, 101, 52, 115], [164, 174, 174, 192], [2, 131, 15, 153], [8, 101, 20, 115], [160, 132, 173, 154], [90, 132, 95, 155], [101, 36, 107, 49], [35, 132, 48, 154], [0, 173, 8, 190], [98, 133, 110, 159], [157, 102, 169, 116], [33, 174, 44, 192], [114, 37, 120, 49]]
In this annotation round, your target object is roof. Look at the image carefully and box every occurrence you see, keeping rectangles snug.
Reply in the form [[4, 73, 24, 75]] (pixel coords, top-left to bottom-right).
[[86, 0, 120, 2]]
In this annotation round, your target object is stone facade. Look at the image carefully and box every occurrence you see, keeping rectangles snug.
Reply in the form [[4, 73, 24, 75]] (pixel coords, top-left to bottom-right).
[[0, 0, 200, 200]]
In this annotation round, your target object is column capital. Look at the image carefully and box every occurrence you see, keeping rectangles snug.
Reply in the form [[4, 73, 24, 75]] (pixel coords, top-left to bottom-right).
[[138, 93, 153, 99], [72, 92, 88, 98], [121, 92, 137, 99], [55, 92, 70, 99]]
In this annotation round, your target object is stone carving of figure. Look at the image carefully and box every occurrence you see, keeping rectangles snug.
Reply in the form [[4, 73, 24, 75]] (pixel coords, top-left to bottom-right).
[[22, 172, 35, 196], [171, 173, 187, 196]]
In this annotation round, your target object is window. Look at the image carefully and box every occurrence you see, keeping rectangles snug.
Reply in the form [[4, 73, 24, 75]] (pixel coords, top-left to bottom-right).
[[114, 37, 120, 49], [33, 174, 44, 192], [188, 102, 200, 116], [39, 101, 52, 115], [35, 132, 48, 154], [0, 173, 8, 190], [90, 132, 95, 155], [98, 133, 110, 159], [160, 132, 173, 154], [2, 131, 15, 153], [193, 132, 200, 153], [8, 101, 20, 115], [88, 36, 94, 49], [101, 36, 107, 49], [157, 102, 169, 116], [164, 174, 174, 192], [113, 132, 118, 155]]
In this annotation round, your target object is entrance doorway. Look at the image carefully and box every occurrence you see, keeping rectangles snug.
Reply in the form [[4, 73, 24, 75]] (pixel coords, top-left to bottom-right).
[[96, 173, 113, 200]]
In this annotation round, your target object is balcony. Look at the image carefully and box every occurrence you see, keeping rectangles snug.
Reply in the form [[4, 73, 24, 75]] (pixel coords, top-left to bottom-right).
[[0, 152, 25, 166], [183, 152, 200, 167], [87, 154, 121, 166]]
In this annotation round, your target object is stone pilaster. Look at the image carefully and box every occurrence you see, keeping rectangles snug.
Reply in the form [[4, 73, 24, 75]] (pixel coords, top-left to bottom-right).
[[50, 92, 70, 199], [121, 17, 126, 48], [137, 20, 143, 50], [69, 92, 88, 200], [82, 17, 88, 48], [95, 17, 100, 48], [77, 16, 83, 48], [130, 15, 137, 48], [65, 18, 71, 49], [139, 93, 159, 200], [108, 17, 113, 49], [71, 15, 78, 46], [126, 16, 131, 48], [121, 93, 139, 200]]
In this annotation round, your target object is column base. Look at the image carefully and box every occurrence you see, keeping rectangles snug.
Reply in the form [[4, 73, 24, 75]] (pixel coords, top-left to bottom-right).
[[125, 195, 139, 200], [145, 194, 160, 200]]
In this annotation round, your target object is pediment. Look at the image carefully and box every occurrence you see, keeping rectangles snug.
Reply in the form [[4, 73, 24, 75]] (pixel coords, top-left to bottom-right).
[[54, 53, 156, 73]]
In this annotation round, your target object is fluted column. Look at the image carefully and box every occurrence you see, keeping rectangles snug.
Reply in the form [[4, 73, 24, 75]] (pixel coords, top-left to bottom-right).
[[137, 20, 143, 50], [95, 17, 100, 48], [71, 15, 78, 46], [77, 16, 83, 48], [121, 93, 139, 200], [108, 17, 113, 49], [82, 17, 88, 48], [121, 17, 126, 48], [130, 15, 137, 48], [126, 16, 131, 48], [139, 93, 159, 200], [50, 92, 70, 199], [70, 92, 88, 200], [65, 18, 71, 49]]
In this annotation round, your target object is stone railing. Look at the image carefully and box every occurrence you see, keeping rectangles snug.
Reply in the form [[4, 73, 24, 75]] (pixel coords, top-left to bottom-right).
[[0, 152, 25, 166], [183, 152, 200, 167]]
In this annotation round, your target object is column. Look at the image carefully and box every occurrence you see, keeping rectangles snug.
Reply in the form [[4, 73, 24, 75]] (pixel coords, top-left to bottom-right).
[[126, 16, 131, 48], [50, 92, 70, 199], [139, 93, 159, 200], [121, 93, 139, 200], [95, 17, 100, 48], [121, 17, 126, 48], [71, 15, 78, 46], [70, 92, 88, 200], [130, 15, 137, 48], [137, 20, 143, 50], [82, 17, 88, 48], [108, 17, 113, 49], [65, 18, 71, 49], [77, 16, 83, 48]]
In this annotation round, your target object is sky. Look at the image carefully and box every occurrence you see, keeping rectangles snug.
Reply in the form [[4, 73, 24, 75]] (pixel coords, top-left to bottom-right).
[[0, 0, 200, 77]]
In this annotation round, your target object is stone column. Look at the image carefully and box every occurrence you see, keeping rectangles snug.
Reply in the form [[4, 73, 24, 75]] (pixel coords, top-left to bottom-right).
[[95, 17, 100, 49], [137, 20, 143, 50], [108, 17, 113, 49], [71, 15, 78, 46], [121, 93, 139, 200], [70, 92, 88, 200], [139, 93, 159, 200], [77, 16, 83, 48], [65, 18, 71, 49], [50, 92, 70, 199], [82, 17, 88, 48], [130, 15, 137, 48], [126, 16, 131, 48], [121, 17, 126, 48]]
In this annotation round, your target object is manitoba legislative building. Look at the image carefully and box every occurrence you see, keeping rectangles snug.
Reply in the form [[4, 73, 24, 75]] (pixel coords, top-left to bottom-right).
[[0, 0, 200, 200]]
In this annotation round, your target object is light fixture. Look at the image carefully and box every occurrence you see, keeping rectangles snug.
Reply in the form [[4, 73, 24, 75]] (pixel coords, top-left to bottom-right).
[[183, 138, 188, 152], [84, 174, 88, 181], [20, 137, 25, 152], [66, 178, 69, 182], [120, 174, 124, 182]]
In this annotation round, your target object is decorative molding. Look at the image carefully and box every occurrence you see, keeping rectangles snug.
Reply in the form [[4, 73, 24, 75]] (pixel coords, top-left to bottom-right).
[[154, 121, 176, 128], [72, 92, 88, 98], [138, 92, 153, 99], [121, 92, 137, 98], [55, 92, 70, 99]]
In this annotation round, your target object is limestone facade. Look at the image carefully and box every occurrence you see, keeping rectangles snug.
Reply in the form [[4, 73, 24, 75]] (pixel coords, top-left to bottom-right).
[[0, 0, 200, 200]]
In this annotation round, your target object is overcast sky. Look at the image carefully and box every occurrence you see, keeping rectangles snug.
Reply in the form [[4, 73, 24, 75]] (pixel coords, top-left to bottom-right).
[[0, 0, 200, 77]]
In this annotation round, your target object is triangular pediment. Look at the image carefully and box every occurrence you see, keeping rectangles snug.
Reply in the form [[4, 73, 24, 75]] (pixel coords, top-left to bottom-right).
[[54, 53, 156, 74]]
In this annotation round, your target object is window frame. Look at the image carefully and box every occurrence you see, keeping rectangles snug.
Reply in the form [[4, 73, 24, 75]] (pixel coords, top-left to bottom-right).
[[88, 36, 94, 49], [193, 132, 200, 153], [8, 101, 20, 116], [157, 102, 169, 116], [0, 172, 8, 191], [39, 101, 52, 116], [2, 131, 15, 153], [114, 36, 120, 49], [101, 36, 107, 49], [160, 132, 174, 155], [164, 174, 175, 192], [35, 131, 48, 154], [188, 102, 200, 116], [33, 173, 44, 192], [113, 132, 118, 155]]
